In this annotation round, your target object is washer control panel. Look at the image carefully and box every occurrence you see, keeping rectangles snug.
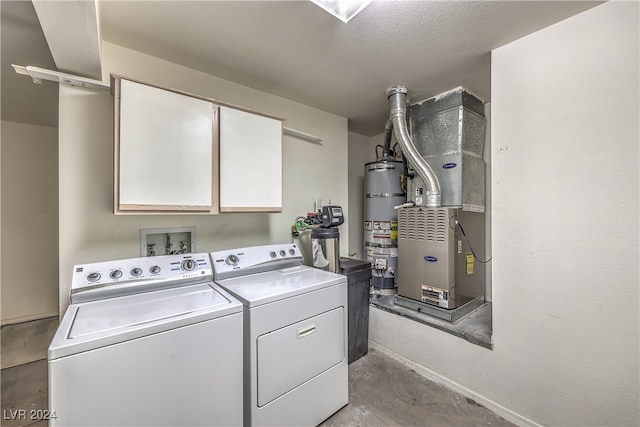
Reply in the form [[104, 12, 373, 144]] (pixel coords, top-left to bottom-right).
[[71, 253, 212, 303], [210, 244, 303, 280]]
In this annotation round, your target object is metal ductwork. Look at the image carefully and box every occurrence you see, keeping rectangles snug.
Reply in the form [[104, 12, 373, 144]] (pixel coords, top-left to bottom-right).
[[387, 86, 441, 208]]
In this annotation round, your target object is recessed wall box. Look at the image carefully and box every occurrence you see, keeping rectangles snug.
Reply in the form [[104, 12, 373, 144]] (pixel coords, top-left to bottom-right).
[[140, 227, 196, 257]]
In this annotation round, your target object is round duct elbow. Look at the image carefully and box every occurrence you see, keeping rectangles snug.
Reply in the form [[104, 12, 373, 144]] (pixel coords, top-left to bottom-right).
[[386, 85, 441, 208]]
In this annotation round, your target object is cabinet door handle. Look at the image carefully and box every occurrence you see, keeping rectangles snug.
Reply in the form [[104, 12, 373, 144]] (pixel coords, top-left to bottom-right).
[[297, 323, 316, 339]]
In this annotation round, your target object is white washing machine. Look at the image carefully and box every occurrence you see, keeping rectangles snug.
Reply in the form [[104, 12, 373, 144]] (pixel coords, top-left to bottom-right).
[[48, 253, 243, 426], [211, 243, 348, 427]]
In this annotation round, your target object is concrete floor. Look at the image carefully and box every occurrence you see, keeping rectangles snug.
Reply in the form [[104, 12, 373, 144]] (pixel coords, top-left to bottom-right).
[[1, 360, 48, 427], [1, 346, 513, 427], [320, 348, 514, 427]]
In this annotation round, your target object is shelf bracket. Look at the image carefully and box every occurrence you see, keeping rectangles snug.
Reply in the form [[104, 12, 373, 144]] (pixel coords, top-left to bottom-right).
[[12, 64, 110, 91]]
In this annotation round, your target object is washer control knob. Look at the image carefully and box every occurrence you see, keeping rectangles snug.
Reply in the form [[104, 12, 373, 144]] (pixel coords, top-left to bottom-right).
[[131, 267, 143, 277], [279, 250, 286, 257], [225, 254, 239, 266], [270, 251, 277, 258], [87, 272, 101, 282], [110, 270, 123, 280], [289, 249, 296, 255], [149, 265, 161, 274], [182, 259, 197, 271]]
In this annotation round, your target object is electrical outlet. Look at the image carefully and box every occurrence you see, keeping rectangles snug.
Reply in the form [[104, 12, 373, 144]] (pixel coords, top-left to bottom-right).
[[140, 227, 196, 257]]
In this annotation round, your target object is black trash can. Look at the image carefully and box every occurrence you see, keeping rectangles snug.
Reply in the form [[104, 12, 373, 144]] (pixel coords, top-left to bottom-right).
[[339, 257, 372, 364]]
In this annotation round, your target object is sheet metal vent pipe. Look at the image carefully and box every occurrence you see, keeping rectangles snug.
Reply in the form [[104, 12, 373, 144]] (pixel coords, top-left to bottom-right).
[[387, 86, 441, 208]]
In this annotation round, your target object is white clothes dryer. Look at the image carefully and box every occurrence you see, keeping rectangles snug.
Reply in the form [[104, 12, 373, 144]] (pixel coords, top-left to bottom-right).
[[48, 253, 243, 426], [211, 243, 348, 427]]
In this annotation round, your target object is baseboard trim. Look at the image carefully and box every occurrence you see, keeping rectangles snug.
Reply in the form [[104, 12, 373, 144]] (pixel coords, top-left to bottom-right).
[[1, 311, 59, 326], [369, 340, 542, 427]]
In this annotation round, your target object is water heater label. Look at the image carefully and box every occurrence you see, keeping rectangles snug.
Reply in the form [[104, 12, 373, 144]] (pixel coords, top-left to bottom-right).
[[365, 221, 399, 248], [366, 247, 398, 261], [364, 230, 373, 243], [371, 221, 393, 246]]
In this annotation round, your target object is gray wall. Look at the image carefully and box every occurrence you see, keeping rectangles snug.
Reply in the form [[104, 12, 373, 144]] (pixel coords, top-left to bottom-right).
[[1, 121, 58, 324], [346, 131, 371, 260]]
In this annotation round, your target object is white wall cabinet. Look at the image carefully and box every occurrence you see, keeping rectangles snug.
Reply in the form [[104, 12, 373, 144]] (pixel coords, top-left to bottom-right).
[[219, 106, 283, 212], [114, 77, 219, 214], [113, 77, 283, 215]]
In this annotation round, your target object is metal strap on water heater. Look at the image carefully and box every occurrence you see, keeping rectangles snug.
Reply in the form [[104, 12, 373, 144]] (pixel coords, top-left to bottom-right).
[[366, 192, 405, 198], [368, 164, 397, 171]]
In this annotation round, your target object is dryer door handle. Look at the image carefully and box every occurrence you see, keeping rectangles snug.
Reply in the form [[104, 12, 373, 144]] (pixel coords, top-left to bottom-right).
[[297, 323, 316, 339]]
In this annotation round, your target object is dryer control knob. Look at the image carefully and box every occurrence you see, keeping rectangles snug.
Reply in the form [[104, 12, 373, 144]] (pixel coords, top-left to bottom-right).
[[150, 265, 161, 274], [87, 272, 101, 282], [279, 250, 286, 257], [225, 254, 239, 266], [110, 270, 123, 280], [131, 267, 143, 277]]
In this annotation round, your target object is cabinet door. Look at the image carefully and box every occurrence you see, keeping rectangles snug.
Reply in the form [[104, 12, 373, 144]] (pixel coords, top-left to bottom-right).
[[219, 106, 282, 212], [114, 78, 218, 214]]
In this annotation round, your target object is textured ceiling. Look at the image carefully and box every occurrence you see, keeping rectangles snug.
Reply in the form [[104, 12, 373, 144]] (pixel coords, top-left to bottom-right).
[[99, 1, 602, 135], [3, 0, 603, 134]]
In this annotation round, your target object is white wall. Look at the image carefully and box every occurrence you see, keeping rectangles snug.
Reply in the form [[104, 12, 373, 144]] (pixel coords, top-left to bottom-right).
[[1, 121, 58, 324], [370, 2, 639, 426], [58, 42, 348, 314]]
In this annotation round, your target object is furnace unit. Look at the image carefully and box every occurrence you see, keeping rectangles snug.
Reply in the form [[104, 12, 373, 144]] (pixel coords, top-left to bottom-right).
[[397, 207, 485, 310], [388, 86, 488, 315]]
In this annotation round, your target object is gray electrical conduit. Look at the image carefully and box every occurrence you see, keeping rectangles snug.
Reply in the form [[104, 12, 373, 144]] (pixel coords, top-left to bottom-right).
[[387, 85, 441, 208], [382, 119, 393, 158]]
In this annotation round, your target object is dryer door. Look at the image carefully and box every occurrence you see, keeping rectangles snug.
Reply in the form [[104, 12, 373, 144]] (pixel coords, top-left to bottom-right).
[[257, 306, 344, 407]]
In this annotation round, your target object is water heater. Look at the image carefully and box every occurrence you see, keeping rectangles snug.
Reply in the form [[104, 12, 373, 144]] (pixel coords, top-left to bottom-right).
[[364, 160, 405, 291]]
